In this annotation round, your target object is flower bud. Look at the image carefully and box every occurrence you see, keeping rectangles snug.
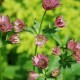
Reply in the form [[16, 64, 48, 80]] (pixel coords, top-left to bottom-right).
[[52, 47, 61, 55], [55, 16, 66, 28], [14, 19, 25, 32], [28, 71, 39, 80], [9, 34, 20, 44], [52, 68, 60, 77], [0, 14, 12, 32]]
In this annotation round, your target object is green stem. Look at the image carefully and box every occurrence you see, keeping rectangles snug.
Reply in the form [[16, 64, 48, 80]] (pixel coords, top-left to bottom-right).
[[33, 45, 38, 71], [0, 33, 3, 80], [34, 45, 38, 55], [45, 78, 47, 80], [55, 77, 57, 80], [63, 69, 65, 80], [38, 10, 47, 34], [33, 10, 47, 71]]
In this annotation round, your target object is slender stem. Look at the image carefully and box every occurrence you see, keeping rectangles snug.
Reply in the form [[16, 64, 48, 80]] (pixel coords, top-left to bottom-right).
[[33, 10, 47, 71], [0, 32, 3, 80], [34, 45, 38, 55], [63, 68, 65, 80], [55, 77, 57, 80], [33, 45, 38, 71], [38, 10, 47, 34]]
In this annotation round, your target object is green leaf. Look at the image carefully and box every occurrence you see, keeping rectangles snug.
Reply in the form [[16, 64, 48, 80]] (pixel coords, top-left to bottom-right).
[[43, 27, 58, 35], [51, 34, 62, 46], [64, 35, 71, 46], [25, 26, 37, 34], [33, 19, 40, 34], [65, 63, 80, 80], [4, 66, 20, 79]]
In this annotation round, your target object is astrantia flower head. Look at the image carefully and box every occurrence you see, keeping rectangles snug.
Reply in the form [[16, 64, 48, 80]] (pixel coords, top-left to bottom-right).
[[28, 71, 39, 80], [74, 49, 80, 64], [0, 14, 12, 32], [55, 16, 66, 28], [52, 68, 60, 77], [68, 39, 76, 51], [35, 34, 48, 48], [52, 47, 61, 55], [42, 0, 61, 10], [73, 42, 80, 64], [32, 54, 49, 69], [9, 34, 20, 44], [14, 19, 25, 32]]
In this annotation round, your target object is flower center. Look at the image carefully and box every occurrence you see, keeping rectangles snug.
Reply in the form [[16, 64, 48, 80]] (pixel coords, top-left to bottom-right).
[[37, 36, 43, 42], [38, 59, 47, 69]]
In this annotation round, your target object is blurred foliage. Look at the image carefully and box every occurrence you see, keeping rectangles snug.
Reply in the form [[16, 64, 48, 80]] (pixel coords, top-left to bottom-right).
[[0, 0, 80, 80]]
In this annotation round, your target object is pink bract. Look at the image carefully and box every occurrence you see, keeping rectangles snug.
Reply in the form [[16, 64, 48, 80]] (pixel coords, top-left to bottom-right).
[[14, 19, 25, 32], [32, 54, 49, 69], [74, 49, 80, 64], [73, 43, 80, 64], [9, 34, 20, 44], [35, 34, 48, 48], [55, 16, 66, 28], [52, 47, 61, 55], [42, 0, 61, 10], [28, 71, 39, 80], [68, 39, 76, 51]]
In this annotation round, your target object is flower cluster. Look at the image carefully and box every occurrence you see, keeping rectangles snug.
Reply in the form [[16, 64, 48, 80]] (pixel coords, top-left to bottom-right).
[[27, 0, 67, 80], [26, 0, 80, 80], [0, 14, 25, 44]]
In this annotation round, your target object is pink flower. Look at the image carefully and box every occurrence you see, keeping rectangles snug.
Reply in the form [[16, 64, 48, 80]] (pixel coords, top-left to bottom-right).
[[42, 0, 61, 10], [52, 68, 60, 77], [68, 39, 76, 51], [35, 34, 48, 48], [73, 42, 80, 64], [28, 71, 39, 80], [0, 14, 12, 32], [14, 19, 25, 32], [52, 47, 61, 55], [55, 16, 66, 28], [32, 54, 49, 69], [9, 34, 20, 44], [74, 49, 80, 64]]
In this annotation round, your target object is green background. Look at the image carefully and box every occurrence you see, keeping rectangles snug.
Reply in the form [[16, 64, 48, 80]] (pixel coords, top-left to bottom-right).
[[0, 0, 80, 80]]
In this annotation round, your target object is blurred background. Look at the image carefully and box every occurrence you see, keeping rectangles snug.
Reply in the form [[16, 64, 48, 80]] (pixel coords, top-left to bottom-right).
[[0, 0, 80, 80]]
